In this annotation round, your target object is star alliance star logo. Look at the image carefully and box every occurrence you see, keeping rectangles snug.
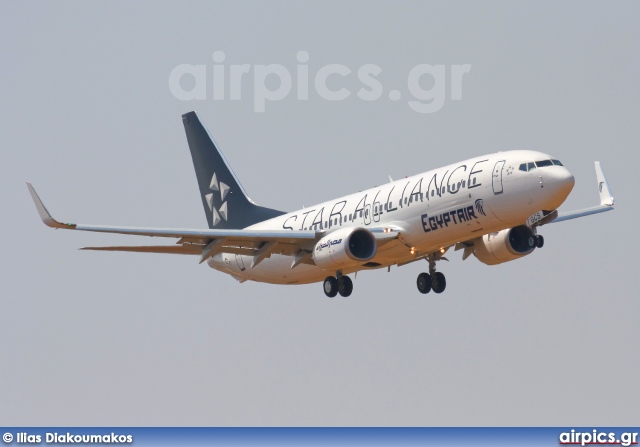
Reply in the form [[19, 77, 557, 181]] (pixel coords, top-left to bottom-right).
[[205, 172, 230, 226]]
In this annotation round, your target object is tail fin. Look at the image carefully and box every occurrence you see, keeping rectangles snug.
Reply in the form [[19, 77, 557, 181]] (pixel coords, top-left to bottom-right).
[[182, 111, 285, 229]]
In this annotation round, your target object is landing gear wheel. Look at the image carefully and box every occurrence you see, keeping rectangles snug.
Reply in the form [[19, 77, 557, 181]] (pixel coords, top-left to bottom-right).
[[323, 276, 338, 298], [417, 273, 432, 294], [431, 272, 447, 294], [338, 276, 353, 297], [536, 235, 544, 248], [527, 235, 536, 249]]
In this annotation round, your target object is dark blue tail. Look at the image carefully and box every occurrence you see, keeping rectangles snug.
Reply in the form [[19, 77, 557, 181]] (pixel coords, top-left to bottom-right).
[[182, 111, 285, 229]]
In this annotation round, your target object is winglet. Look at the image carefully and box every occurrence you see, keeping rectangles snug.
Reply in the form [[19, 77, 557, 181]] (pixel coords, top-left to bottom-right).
[[595, 162, 614, 206], [26, 183, 76, 229]]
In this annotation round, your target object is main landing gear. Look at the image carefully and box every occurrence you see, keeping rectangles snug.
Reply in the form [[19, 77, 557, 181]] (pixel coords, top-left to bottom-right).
[[323, 272, 353, 298], [417, 253, 447, 294]]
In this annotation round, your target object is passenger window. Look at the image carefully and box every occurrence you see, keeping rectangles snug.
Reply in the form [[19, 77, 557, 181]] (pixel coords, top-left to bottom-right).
[[552, 159, 563, 166], [527, 162, 536, 171], [535, 160, 553, 167], [519, 163, 527, 172]]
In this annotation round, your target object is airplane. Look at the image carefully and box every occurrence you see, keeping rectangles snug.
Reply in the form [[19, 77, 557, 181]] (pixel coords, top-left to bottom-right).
[[27, 111, 615, 297]]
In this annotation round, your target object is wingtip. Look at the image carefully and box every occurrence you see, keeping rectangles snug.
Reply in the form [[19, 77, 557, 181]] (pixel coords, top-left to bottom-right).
[[26, 183, 76, 229], [594, 161, 614, 207]]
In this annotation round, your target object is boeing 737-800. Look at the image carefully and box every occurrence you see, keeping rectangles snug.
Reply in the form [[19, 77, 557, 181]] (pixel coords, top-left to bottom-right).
[[27, 111, 614, 297]]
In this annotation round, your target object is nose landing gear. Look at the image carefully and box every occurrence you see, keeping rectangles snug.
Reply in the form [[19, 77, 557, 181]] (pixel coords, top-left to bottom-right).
[[416, 252, 447, 294]]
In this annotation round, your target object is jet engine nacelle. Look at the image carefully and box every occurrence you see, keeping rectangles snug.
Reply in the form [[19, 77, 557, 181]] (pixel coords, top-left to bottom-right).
[[312, 227, 376, 270], [473, 225, 536, 265]]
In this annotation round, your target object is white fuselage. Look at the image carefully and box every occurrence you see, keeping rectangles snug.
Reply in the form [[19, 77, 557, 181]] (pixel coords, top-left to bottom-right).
[[207, 150, 575, 284]]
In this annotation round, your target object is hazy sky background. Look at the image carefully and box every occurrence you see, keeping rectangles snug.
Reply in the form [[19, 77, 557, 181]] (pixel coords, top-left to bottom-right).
[[1, 1, 638, 426]]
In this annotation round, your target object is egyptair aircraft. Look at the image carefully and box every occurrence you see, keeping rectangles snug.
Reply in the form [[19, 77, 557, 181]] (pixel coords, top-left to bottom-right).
[[27, 111, 615, 297]]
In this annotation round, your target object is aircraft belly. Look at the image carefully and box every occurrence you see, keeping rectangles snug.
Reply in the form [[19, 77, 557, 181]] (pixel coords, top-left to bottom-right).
[[208, 253, 328, 285]]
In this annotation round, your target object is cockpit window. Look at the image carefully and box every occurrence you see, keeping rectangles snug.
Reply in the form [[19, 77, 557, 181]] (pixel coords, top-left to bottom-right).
[[520, 159, 563, 171]]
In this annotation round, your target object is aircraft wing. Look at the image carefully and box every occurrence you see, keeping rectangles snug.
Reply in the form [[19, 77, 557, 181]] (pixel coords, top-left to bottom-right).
[[544, 161, 614, 225], [27, 183, 399, 267]]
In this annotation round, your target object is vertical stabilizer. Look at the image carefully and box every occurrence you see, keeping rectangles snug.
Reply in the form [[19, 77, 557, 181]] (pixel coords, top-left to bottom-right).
[[182, 111, 284, 229]]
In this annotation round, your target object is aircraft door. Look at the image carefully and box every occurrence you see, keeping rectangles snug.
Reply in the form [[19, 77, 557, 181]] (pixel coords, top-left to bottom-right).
[[492, 160, 505, 194], [363, 203, 372, 225]]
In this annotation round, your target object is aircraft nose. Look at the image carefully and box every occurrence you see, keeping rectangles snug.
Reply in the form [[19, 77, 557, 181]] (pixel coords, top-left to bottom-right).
[[544, 166, 576, 210], [547, 168, 575, 204], [560, 169, 575, 191]]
